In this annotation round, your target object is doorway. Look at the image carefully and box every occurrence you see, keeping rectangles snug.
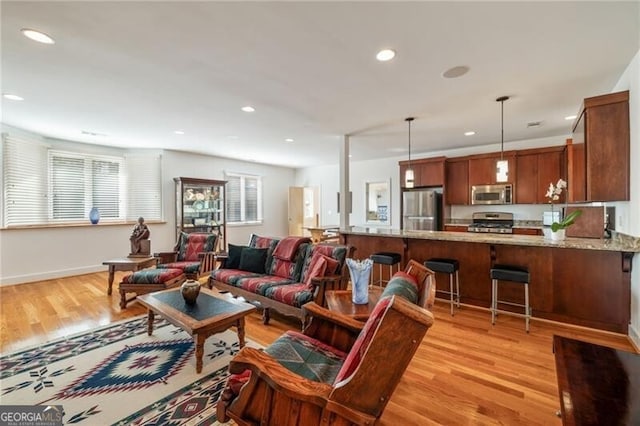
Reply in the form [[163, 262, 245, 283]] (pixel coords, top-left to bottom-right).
[[288, 186, 319, 236]]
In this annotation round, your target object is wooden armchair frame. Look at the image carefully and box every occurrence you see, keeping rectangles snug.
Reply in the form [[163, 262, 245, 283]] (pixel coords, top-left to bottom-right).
[[217, 296, 434, 425], [404, 259, 437, 310]]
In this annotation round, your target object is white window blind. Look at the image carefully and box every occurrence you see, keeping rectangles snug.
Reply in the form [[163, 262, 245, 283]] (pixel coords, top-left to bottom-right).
[[225, 172, 263, 224], [49, 151, 124, 222], [125, 154, 162, 221], [2, 132, 163, 227], [2, 134, 48, 225]]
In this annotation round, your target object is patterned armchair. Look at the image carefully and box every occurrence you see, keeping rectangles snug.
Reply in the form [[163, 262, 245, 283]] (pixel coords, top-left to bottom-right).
[[217, 294, 435, 425], [155, 232, 218, 279]]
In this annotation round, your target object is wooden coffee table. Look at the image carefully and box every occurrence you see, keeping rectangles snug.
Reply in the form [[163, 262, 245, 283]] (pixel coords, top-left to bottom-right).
[[103, 256, 158, 295], [137, 287, 256, 373], [325, 287, 383, 321]]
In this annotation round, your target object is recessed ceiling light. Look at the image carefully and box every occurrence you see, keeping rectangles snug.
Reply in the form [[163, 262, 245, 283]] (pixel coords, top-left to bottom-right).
[[348, 154, 353, 158], [464, 131, 476, 136], [285, 138, 294, 142], [442, 65, 470, 79], [376, 49, 396, 62], [21, 28, 55, 44], [241, 106, 255, 112], [565, 115, 577, 121], [3, 94, 24, 101], [173, 130, 185, 135]]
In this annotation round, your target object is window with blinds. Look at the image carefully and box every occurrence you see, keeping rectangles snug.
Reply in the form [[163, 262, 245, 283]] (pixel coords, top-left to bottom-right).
[[2, 133, 163, 227], [225, 172, 263, 224], [49, 151, 124, 221], [2, 135, 48, 226]]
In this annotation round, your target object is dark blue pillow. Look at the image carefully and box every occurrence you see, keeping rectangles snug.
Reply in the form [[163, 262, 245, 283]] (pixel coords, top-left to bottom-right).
[[239, 247, 268, 274], [225, 244, 246, 269]]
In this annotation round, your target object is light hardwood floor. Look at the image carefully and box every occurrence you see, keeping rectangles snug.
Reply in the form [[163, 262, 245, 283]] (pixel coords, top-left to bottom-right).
[[1, 272, 636, 425]]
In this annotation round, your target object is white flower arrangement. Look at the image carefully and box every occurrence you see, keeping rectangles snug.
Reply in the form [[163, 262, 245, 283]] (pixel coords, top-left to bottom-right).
[[546, 178, 567, 202], [545, 178, 581, 232]]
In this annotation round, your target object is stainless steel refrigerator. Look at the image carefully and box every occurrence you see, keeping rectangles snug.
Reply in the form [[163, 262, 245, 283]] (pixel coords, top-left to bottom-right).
[[402, 190, 441, 231]]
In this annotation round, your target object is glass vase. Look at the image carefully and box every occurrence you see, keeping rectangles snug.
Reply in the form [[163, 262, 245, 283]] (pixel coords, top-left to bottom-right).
[[89, 207, 100, 224], [346, 258, 373, 305]]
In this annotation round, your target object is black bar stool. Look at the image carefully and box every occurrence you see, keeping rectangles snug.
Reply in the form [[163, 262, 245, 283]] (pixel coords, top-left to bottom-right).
[[424, 258, 460, 316], [369, 252, 402, 287], [490, 264, 531, 332]]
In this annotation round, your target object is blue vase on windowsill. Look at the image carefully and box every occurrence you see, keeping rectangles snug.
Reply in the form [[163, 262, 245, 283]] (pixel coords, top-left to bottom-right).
[[89, 207, 100, 225]]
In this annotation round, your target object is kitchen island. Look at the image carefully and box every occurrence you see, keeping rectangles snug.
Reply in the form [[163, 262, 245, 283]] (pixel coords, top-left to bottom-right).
[[340, 227, 639, 333]]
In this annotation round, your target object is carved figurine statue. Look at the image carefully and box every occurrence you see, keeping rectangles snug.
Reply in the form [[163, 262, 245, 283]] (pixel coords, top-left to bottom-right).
[[129, 217, 150, 256]]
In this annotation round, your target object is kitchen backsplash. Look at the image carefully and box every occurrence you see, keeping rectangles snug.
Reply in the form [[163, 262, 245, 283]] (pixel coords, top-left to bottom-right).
[[451, 204, 560, 222]]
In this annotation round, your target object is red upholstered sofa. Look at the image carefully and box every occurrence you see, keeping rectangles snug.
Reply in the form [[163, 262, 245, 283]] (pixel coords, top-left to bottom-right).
[[208, 234, 354, 325]]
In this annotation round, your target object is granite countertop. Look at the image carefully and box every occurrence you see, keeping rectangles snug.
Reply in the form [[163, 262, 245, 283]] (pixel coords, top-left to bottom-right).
[[340, 226, 640, 253]]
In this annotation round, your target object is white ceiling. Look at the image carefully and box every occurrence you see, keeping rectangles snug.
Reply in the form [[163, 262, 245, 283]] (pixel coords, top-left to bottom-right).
[[1, 1, 639, 168]]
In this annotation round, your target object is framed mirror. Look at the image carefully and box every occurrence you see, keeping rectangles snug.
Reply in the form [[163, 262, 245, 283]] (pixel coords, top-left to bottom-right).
[[365, 180, 391, 225]]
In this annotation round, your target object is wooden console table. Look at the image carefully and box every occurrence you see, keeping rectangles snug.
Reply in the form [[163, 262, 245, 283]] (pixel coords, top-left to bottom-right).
[[553, 335, 640, 425]]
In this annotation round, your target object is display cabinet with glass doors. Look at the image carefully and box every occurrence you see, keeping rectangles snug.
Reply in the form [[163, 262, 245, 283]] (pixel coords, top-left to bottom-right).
[[174, 177, 226, 252]]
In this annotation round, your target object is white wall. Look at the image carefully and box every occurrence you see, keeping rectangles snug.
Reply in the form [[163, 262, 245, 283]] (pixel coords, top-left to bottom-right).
[[0, 134, 293, 285], [611, 48, 640, 348]]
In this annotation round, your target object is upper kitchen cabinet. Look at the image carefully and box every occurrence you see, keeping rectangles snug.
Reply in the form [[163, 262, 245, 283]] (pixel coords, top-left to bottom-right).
[[399, 156, 446, 188], [570, 90, 630, 202], [445, 158, 469, 205], [174, 177, 226, 251], [515, 147, 565, 204], [467, 152, 516, 186]]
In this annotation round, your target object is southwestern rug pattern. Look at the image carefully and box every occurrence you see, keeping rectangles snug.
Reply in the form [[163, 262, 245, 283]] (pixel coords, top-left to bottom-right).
[[0, 316, 260, 425]]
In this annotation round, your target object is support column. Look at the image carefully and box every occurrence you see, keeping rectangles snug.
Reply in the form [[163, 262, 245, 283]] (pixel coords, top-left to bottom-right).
[[339, 135, 350, 229]]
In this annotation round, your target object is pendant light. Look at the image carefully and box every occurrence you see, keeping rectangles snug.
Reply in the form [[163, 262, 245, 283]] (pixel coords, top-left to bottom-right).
[[405, 117, 415, 188], [496, 96, 509, 183]]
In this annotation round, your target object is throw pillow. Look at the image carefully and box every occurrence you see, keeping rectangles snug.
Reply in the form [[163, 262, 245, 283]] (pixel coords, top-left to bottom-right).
[[225, 244, 246, 269], [320, 254, 340, 276], [304, 252, 329, 286], [239, 247, 268, 274]]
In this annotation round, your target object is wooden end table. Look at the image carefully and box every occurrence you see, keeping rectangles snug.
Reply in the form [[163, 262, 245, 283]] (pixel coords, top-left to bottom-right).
[[553, 335, 640, 425], [137, 287, 256, 373], [325, 286, 383, 321], [103, 256, 158, 295]]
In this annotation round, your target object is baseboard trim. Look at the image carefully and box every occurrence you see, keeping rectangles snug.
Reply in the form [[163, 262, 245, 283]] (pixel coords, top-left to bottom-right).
[[629, 323, 640, 352], [0, 265, 105, 286]]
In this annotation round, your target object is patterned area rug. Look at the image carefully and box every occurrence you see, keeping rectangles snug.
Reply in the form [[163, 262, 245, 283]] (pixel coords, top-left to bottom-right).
[[0, 316, 261, 425]]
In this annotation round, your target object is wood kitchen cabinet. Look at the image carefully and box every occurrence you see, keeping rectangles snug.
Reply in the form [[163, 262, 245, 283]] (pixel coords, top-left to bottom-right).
[[399, 156, 445, 188], [444, 224, 469, 232], [467, 152, 516, 186], [570, 90, 630, 201], [445, 158, 469, 205], [512, 227, 542, 236], [515, 147, 565, 204]]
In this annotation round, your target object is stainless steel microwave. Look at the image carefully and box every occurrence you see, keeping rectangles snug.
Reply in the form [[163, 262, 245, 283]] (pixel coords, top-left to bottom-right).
[[471, 184, 513, 205]]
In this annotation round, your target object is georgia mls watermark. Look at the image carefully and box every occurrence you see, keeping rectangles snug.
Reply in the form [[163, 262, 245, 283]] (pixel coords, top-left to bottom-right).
[[0, 405, 63, 426]]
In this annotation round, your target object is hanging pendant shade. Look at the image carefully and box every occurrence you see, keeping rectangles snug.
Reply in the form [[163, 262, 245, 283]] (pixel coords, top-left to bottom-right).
[[405, 117, 415, 188], [496, 96, 509, 183]]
